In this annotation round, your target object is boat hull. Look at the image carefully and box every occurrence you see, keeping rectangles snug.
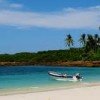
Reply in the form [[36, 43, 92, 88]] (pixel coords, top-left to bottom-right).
[[48, 71, 83, 81], [48, 71, 67, 78]]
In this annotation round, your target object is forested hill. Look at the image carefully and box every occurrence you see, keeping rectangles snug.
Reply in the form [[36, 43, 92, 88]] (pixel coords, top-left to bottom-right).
[[0, 48, 100, 66], [0, 33, 100, 66]]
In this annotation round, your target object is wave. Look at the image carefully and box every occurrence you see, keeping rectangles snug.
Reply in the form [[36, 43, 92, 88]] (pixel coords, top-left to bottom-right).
[[55, 78, 79, 82], [31, 87, 39, 89]]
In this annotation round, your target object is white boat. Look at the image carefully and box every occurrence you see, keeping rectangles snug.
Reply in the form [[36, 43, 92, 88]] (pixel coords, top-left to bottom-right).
[[48, 71, 83, 81], [48, 71, 67, 78]]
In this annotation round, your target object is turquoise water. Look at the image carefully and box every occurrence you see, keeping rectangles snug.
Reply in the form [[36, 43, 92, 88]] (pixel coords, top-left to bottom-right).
[[0, 66, 100, 95]]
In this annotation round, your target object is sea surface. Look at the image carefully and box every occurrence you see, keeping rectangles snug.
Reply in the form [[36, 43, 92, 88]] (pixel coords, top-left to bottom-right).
[[0, 66, 100, 95]]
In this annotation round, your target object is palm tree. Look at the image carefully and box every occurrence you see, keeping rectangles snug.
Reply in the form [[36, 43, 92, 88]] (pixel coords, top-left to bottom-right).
[[85, 34, 100, 52], [97, 26, 100, 48], [79, 33, 86, 47], [97, 37, 100, 47], [94, 34, 99, 40], [65, 34, 73, 49], [85, 34, 94, 51], [94, 34, 99, 51]]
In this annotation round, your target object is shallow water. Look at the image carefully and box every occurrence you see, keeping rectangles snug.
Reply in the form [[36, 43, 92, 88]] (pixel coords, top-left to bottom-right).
[[0, 66, 100, 95]]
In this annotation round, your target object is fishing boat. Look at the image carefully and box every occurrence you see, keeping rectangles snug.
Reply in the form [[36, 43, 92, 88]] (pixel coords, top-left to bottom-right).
[[48, 71, 83, 81]]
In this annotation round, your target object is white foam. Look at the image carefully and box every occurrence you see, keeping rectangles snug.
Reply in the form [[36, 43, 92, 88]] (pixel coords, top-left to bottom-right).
[[31, 87, 39, 89], [55, 78, 67, 81], [55, 78, 78, 82]]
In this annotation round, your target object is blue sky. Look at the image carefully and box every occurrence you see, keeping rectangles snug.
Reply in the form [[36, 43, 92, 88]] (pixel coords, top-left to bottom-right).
[[0, 0, 100, 53]]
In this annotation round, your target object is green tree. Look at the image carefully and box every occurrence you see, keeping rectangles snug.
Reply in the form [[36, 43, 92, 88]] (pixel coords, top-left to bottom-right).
[[85, 34, 100, 52], [65, 34, 73, 49], [97, 37, 100, 48], [94, 34, 99, 51], [79, 33, 86, 47], [85, 34, 95, 52]]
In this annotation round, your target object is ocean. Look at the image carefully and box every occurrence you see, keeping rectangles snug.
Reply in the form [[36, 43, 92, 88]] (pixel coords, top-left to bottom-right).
[[0, 66, 100, 95]]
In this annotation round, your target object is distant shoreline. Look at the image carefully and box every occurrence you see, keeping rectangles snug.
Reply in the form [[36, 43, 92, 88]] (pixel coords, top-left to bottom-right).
[[0, 61, 100, 67]]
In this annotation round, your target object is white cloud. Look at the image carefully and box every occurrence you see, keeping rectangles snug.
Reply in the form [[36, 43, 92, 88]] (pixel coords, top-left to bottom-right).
[[0, 6, 100, 29], [0, 0, 23, 10], [89, 5, 100, 10], [9, 3, 23, 9]]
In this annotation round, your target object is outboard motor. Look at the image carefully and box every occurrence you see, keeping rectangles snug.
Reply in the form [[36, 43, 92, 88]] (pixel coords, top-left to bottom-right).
[[75, 73, 82, 80]]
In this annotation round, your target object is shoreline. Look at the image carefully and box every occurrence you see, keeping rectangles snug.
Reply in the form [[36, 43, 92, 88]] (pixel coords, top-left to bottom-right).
[[0, 85, 100, 100], [0, 82, 100, 96], [0, 61, 100, 67]]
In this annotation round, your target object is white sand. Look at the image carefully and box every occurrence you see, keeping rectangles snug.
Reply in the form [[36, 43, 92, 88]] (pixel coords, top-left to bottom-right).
[[0, 86, 100, 100]]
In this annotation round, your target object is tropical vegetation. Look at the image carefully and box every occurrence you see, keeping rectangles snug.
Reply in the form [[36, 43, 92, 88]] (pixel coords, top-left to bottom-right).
[[0, 33, 99, 65]]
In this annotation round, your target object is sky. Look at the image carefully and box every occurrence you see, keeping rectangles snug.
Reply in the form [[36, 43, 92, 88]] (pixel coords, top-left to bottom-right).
[[0, 0, 100, 53]]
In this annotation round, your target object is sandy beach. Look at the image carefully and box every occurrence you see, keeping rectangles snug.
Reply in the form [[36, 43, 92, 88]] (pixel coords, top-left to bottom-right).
[[0, 86, 100, 100]]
